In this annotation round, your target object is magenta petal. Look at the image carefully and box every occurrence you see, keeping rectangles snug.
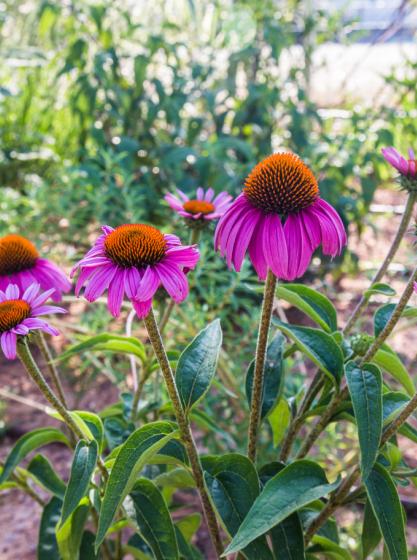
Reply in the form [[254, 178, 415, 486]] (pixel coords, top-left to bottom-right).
[[31, 305, 66, 317], [231, 207, 260, 271], [311, 199, 347, 256], [5, 284, 19, 299], [214, 194, 250, 251], [84, 264, 118, 302], [156, 261, 189, 303], [136, 266, 160, 301], [22, 283, 41, 304], [133, 298, 152, 319], [1, 331, 17, 360], [74, 266, 96, 296], [196, 187, 204, 200], [204, 188, 214, 202], [107, 269, 125, 317], [124, 267, 142, 299], [284, 214, 314, 280], [263, 214, 288, 279], [248, 220, 268, 280], [164, 245, 200, 269]]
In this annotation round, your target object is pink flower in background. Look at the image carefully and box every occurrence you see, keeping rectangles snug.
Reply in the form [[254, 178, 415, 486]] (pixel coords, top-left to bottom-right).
[[0, 283, 65, 360], [382, 147, 417, 178], [71, 224, 200, 318], [0, 234, 71, 301], [165, 187, 232, 221], [215, 152, 347, 281]]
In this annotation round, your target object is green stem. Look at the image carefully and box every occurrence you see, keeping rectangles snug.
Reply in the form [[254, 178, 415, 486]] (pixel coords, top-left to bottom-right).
[[247, 269, 277, 463], [279, 370, 324, 462], [143, 308, 223, 558], [16, 339, 108, 481], [361, 264, 417, 363], [343, 191, 416, 335], [36, 331, 69, 409], [298, 263, 417, 459]]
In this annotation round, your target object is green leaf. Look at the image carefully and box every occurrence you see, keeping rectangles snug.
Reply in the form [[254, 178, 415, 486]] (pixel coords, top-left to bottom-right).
[[268, 398, 291, 447], [246, 333, 285, 419], [60, 333, 146, 362], [362, 500, 382, 558], [130, 478, 179, 560], [372, 349, 415, 396], [374, 304, 417, 337], [345, 362, 382, 479], [224, 460, 340, 554], [27, 454, 66, 499], [79, 531, 99, 560], [365, 283, 396, 299], [382, 392, 410, 425], [38, 497, 62, 559], [174, 526, 204, 560], [154, 467, 195, 489], [175, 513, 201, 541], [96, 421, 178, 550], [269, 514, 305, 560], [176, 320, 222, 411], [273, 320, 344, 385], [0, 428, 70, 484], [310, 535, 352, 560], [276, 284, 337, 332], [57, 501, 89, 560], [364, 463, 408, 560], [74, 411, 105, 452], [204, 454, 273, 560], [60, 440, 98, 527]]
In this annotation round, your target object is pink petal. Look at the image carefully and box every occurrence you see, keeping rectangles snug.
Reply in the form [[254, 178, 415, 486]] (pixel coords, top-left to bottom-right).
[[135, 266, 160, 301], [204, 188, 214, 202], [284, 214, 314, 280], [84, 264, 118, 301], [5, 284, 20, 299], [124, 267, 142, 299], [263, 214, 288, 278], [133, 298, 152, 319], [1, 331, 17, 360], [107, 269, 125, 317], [155, 261, 189, 303], [164, 246, 200, 269], [31, 305, 66, 317]]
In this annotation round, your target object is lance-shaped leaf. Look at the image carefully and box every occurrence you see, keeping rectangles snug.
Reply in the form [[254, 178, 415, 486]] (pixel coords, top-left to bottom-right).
[[364, 463, 408, 560], [276, 284, 337, 332], [96, 421, 178, 550], [60, 440, 98, 527], [57, 500, 89, 560], [0, 428, 69, 484], [130, 478, 179, 560], [204, 454, 273, 559], [60, 333, 146, 362], [345, 361, 382, 479], [374, 303, 417, 337], [372, 348, 415, 397], [176, 319, 222, 412], [361, 499, 382, 559], [224, 460, 339, 555], [27, 454, 66, 499], [38, 497, 62, 559], [273, 320, 344, 385], [245, 333, 285, 419]]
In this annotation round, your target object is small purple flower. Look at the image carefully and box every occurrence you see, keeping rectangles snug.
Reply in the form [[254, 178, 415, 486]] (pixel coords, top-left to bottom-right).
[[0, 234, 71, 301], [71, 224, 200, 319], [0, 283, 66, 360], [382, 147, 417, 178], [165, 187, 232, 221], [215, 152, 347, 281]]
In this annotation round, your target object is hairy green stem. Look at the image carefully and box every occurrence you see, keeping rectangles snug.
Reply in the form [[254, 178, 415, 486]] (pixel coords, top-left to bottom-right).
[[143, 308, 223, 557], [247, 270, 277, 463], [298, 263, 417, 459], [343, 191, 416, 335], [36, 331, 69, 409], [16, 339, 108, 481], [361, 264, 417, 362], [279, 370, 324, 462]]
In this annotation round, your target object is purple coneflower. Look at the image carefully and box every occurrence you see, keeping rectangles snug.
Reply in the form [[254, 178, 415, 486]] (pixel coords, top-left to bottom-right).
[[165, 187, 232, 222], [382, 147, 417, 179], [215, 152, 347, 281], [71, 224, 200, 318], [0, 234, 71, 301], [0, 283, 65, 360]]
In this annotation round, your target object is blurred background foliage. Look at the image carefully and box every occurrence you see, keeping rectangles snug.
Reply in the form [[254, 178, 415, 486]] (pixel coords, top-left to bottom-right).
[[2, 0, 414, 244]]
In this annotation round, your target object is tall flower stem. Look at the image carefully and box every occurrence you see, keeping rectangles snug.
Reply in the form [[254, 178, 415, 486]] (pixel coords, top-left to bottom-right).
[[344, 191, 416, 335], [247, 269, 277, 463], [143, 308, 223, 557], [297, 264, 417, 459], [36, 331, 68, 409], [279, 370, 324, 462], [16, 338, 108, 481]]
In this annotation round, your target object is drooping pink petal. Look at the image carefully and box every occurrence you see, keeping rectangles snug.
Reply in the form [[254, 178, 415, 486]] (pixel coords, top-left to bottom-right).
[[135, 266, 160, 301], [132, 298, 153, 319], [165, 193, 184, 211], [263, 214, 289, 278], [284, 213, 314, 280], [231, 207, 260, 272], [248, 219, 268, 280], [84, 264, 118, 302], [124, 267, 142, 299], [310, 199, 347, 256], [1, 331, 17, 360], [107, 268, 125, 317], [155, 261, 189, 303], [164, 245, 200, 269]]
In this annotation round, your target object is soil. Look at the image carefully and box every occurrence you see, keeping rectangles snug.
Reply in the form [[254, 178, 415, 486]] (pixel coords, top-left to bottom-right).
[[1, 188, 417, 558]]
